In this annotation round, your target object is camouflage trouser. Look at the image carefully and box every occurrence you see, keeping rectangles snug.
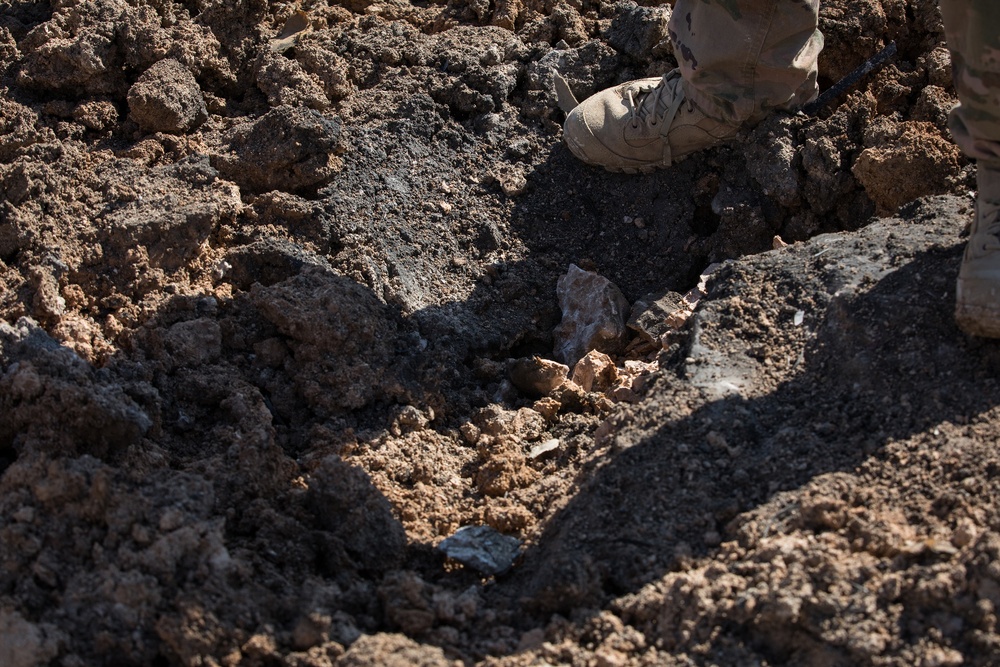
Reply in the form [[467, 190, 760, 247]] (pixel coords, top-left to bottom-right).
[[941, 0, 1000, 168], [670, 0, 1000, 167], [669, 0, 822, 125]]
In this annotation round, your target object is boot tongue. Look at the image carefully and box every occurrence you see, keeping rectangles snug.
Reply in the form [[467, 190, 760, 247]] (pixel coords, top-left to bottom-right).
[[630, 78, 670, 125], [631, 72, 687, 129]]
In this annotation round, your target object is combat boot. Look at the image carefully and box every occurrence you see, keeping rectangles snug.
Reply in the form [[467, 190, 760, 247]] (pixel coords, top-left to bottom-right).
[[563, 70, 742, 174], [956, 165, 1000, 337]]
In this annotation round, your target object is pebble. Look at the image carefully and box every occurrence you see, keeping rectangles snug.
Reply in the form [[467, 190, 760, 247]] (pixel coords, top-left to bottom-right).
[[528, 438, 560, 459], [508, 356, 569, 397], [438, 525, 521, 575]]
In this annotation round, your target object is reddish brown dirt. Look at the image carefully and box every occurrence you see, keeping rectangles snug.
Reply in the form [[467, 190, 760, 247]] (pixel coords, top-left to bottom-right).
[[2, 1, 998, 666]]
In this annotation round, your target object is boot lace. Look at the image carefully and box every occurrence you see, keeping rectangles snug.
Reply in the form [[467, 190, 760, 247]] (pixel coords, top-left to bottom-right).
[[625, 70, 693, 137]]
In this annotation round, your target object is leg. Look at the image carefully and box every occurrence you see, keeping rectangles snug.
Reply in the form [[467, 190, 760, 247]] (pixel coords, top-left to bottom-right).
[[944, 0, 1000, 336], [670, 0, 822, 125], [563, 0, 823, 172]]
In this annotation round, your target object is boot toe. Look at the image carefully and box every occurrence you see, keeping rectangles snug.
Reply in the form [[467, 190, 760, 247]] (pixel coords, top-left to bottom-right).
[[563, 105, 612, 166]]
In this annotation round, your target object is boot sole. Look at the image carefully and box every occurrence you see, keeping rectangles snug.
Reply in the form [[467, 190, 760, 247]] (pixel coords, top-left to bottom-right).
[[955, 302, 1000, 338]]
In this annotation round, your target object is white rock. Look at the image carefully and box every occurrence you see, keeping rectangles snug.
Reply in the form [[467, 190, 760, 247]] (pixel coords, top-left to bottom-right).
[[553, 264, 630, 366]]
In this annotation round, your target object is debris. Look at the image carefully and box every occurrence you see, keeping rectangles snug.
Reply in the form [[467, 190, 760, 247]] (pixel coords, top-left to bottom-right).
[[553, 264, 630, 366], [127, 59, 207, 134], [773, 235, 789, 249], [528, 438, 560, 459], [793, 310, 805, 326], [570, 349, 618, 393], [438, 525, 521, 575], [628, 290, 689, 343], [605, 3, 672, 61], [270, 11, 312, 53], [532, 397, 561, 420], [508, 356, 569, 397], [951, 518, 978, 548], [498, 170, 527, 196]]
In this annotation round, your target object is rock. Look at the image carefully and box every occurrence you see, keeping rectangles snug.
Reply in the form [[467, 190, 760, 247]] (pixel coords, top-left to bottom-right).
[[127, 59, 208, 134], [212, 105, 345, 193], [0, 318, 152, 460], [0, 609, 62, 667], [162, 317, 222, 369], [628, 290, 688, 342], [337, 633, 457, 667], [508, 356, 569, 397], [852, 121, 963, 214], [570, 350, 618, 393], [528, 438, 560, 460], [255, 50, 331, 110], [438, 525, 521, 575], [605, 1, 672, 60], [553, 264, 630, 366]]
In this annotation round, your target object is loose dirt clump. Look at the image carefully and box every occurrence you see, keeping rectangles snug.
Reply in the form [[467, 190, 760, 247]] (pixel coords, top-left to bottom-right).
[[1, 0, 999, 666]]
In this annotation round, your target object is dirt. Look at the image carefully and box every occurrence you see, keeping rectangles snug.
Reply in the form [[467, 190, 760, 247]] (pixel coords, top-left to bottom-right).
[[1, 0, 999, 665]]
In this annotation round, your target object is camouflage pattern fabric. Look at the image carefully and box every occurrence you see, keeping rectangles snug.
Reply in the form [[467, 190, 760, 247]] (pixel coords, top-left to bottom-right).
[[942, 0, 1000, 168], [669, 1, 1000, 168], [668, 0, 822, 125]]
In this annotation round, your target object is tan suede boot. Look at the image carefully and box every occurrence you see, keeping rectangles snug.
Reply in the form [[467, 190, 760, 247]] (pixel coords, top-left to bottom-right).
[[956, 165, 1000, 337], [562, 70, 742, 174]]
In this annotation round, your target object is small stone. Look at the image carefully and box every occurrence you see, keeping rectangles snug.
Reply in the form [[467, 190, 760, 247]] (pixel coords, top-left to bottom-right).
[[553, 264, 630, 366], [951, 518, 978, 548], [571, 350, 619, 393], [292, 612, 332, 650], [270, 10, 312, 53], [516, 628, 545, 652], [528, 438, 560, 459], [508, 356, 569, 397], [163, 318, 222, 368], [439, 201, 453, 214], [0, 609, 61, 667], [438, 525, 521, 575], [706, 430, 727, 449], [533, 397, 561, 420], [549, 380, 586, 414], [611, 386, 639, 403], [391, 405, 429, 435], [627, 289, 688, 343], [920, 646, 965, 667], [492, 169, 527, 196], [127, 59, 207, 134], [460, 422, 481, 445]]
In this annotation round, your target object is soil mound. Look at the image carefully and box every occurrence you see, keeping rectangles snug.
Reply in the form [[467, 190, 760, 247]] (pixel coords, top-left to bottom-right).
[[2, 0, 998, 665]]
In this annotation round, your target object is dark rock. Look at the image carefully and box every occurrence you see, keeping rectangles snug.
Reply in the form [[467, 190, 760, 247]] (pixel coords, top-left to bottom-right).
[[127, 59, 208, 134], [212, 106, 346, 194]]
